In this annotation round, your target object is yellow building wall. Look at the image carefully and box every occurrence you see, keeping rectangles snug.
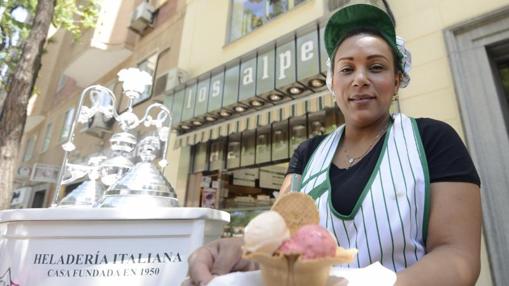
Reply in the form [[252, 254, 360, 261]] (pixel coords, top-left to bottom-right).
[[393, 0, 508, 139], [178, 0, 325, 76]]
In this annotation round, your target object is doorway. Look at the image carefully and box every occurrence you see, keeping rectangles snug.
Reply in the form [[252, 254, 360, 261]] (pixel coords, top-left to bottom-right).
[[445, 6, 509, 285]]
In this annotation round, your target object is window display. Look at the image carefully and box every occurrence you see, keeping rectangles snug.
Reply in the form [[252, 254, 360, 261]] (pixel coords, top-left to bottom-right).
[[290, 115, 307, 153], [227, 133, 241, 169], [193, 142, 208, 172], [209, 138, 225, 171], [272, 120, 289, 161], [256, 126, 271, 164], [241, 130, 256, 167]]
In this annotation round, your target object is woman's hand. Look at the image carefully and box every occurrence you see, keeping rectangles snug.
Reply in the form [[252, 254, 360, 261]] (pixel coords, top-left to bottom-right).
[[396, 182, 482, 285], [183, 237, 258, 285]]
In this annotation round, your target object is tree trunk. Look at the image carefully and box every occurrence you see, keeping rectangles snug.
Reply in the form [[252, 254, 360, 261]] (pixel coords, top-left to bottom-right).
[[0, 0, 56, 210]]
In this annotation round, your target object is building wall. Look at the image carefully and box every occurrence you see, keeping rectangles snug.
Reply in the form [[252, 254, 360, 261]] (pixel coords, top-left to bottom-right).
[[178, 0, 325, 76], [393, 0, 508, 137], [15, 0, 186, 206]]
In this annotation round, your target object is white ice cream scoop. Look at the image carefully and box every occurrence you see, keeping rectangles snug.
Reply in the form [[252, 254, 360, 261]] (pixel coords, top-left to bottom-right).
[[243, 210, 290, 254]]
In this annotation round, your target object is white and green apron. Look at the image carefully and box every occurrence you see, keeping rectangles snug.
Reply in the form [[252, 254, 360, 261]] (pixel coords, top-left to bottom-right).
[[298, 113, 430, 272]]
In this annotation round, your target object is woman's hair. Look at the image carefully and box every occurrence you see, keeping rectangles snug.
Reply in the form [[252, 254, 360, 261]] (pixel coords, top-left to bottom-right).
[[331, 27, 402, 75]]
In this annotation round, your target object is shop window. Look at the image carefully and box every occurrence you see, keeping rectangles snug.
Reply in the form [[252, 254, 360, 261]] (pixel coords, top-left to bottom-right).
[[209, 138, 225, 171], [229, 0, 308, 42], [255, 126, 271, 164], [41, 122, 53, 153], [241, 130, 256, 167], [271, 120, 289, 161], [227, 133, 241, 169], [23, 135, 37, 162], [289, 115, 307, 153], [133, 53, 158, 105], [308, 108, 342, 137], [60, 107, 75, 142], [193, 142, 208, 173]]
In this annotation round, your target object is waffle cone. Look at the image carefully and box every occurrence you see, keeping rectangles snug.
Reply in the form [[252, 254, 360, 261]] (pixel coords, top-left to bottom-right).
[[244, 247, 357, 286], [271, 192, 319, 234]]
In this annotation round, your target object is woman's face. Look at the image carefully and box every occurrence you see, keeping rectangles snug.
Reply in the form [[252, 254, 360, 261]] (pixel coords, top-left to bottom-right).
[[331, 34, 400, 128]]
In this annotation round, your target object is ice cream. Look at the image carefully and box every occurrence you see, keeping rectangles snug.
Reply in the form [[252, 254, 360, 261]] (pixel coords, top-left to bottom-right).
[[242, 192, 357, 286], [243, 210, 290, 254], [278, 224, 337, 259]]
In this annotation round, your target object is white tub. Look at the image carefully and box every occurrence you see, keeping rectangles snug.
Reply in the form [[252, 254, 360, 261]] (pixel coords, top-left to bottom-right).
[[0, 208, 229, 286]]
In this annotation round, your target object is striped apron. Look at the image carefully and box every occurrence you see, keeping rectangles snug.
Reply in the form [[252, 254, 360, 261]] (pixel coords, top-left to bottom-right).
[[299, 113, 430, 272]]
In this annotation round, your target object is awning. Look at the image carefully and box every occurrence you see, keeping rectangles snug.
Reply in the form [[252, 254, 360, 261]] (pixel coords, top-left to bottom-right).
[[175, 92, 335, 148]]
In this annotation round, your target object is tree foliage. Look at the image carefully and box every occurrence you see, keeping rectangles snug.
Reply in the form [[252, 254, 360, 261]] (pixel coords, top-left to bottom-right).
[[0, 0, 98, 210], [0, 0, 98, 103]]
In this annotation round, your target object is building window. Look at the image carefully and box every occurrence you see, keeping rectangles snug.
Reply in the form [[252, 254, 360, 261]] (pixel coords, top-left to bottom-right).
[[23, 135, 37, 162], [60, 108, 75, 142], [133, 53, 158, 105], [229, 0, 307, 42], [41, 122, 53, 153]]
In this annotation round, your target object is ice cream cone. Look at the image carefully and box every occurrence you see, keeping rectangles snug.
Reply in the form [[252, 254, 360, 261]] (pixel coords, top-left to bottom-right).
[[245, 247, 357, 286], [271, 192, 319, 234]]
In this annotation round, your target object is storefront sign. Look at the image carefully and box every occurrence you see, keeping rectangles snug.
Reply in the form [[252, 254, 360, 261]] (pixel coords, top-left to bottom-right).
[[276, 40, 297, 90], [223, 65, 240, 109], [170, 88, 185, 126], [164, 24, 327, 129], [195, 77, 210, 117], [256, 47, 276, 98], [239, 56, 257, 103], [207, 70, 225, 113], [181, 82, 197, 121], [0, 208, 228, 286], [297, 28, 320, 82]]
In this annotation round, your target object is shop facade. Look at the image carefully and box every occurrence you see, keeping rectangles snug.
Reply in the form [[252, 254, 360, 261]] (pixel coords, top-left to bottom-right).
[[12, 0, 509, 284], [165, 0, 509, 285]]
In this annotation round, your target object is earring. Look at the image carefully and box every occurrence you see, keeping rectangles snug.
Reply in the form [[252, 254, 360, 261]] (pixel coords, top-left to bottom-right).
[[392, 93, 399, 101]]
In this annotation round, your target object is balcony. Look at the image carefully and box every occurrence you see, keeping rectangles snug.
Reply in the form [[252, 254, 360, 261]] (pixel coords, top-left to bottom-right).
[[64, 1, 136, 87]]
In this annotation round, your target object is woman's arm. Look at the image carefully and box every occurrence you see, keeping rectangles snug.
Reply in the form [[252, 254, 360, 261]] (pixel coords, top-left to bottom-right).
[[279, 174, 301, 194], [396, 182, 481, 286]]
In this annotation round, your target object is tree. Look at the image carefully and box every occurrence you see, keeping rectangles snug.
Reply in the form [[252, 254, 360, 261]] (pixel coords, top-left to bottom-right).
[[0, 0, 98, 209]]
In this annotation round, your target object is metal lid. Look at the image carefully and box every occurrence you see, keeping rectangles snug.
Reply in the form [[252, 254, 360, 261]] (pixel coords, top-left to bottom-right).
[[58, 179, 105, 207], [97, 162, 178, 208]]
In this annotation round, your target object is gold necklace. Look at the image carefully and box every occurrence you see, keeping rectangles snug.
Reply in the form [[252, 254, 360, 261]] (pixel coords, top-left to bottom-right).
[[342, 122, 389, 168]]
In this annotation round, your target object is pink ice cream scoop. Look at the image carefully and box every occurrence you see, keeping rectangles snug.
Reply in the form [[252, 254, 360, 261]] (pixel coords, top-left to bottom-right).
[[278, 224, 337, 259]]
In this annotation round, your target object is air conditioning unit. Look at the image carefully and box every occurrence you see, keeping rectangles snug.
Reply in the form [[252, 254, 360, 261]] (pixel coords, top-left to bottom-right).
[[81, 113, 114, 138], [10, 187, 32, 208], [154, 68, 189, 97], [16, 165, 32, 180], [129, 2, 155, 34]]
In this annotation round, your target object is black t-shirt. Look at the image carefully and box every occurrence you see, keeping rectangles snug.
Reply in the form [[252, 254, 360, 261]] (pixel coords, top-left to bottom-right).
[[287, 118, 481, 216]]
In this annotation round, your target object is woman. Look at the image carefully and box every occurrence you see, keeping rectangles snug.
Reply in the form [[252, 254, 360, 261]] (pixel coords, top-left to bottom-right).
[[185, 1, 481, 285]]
